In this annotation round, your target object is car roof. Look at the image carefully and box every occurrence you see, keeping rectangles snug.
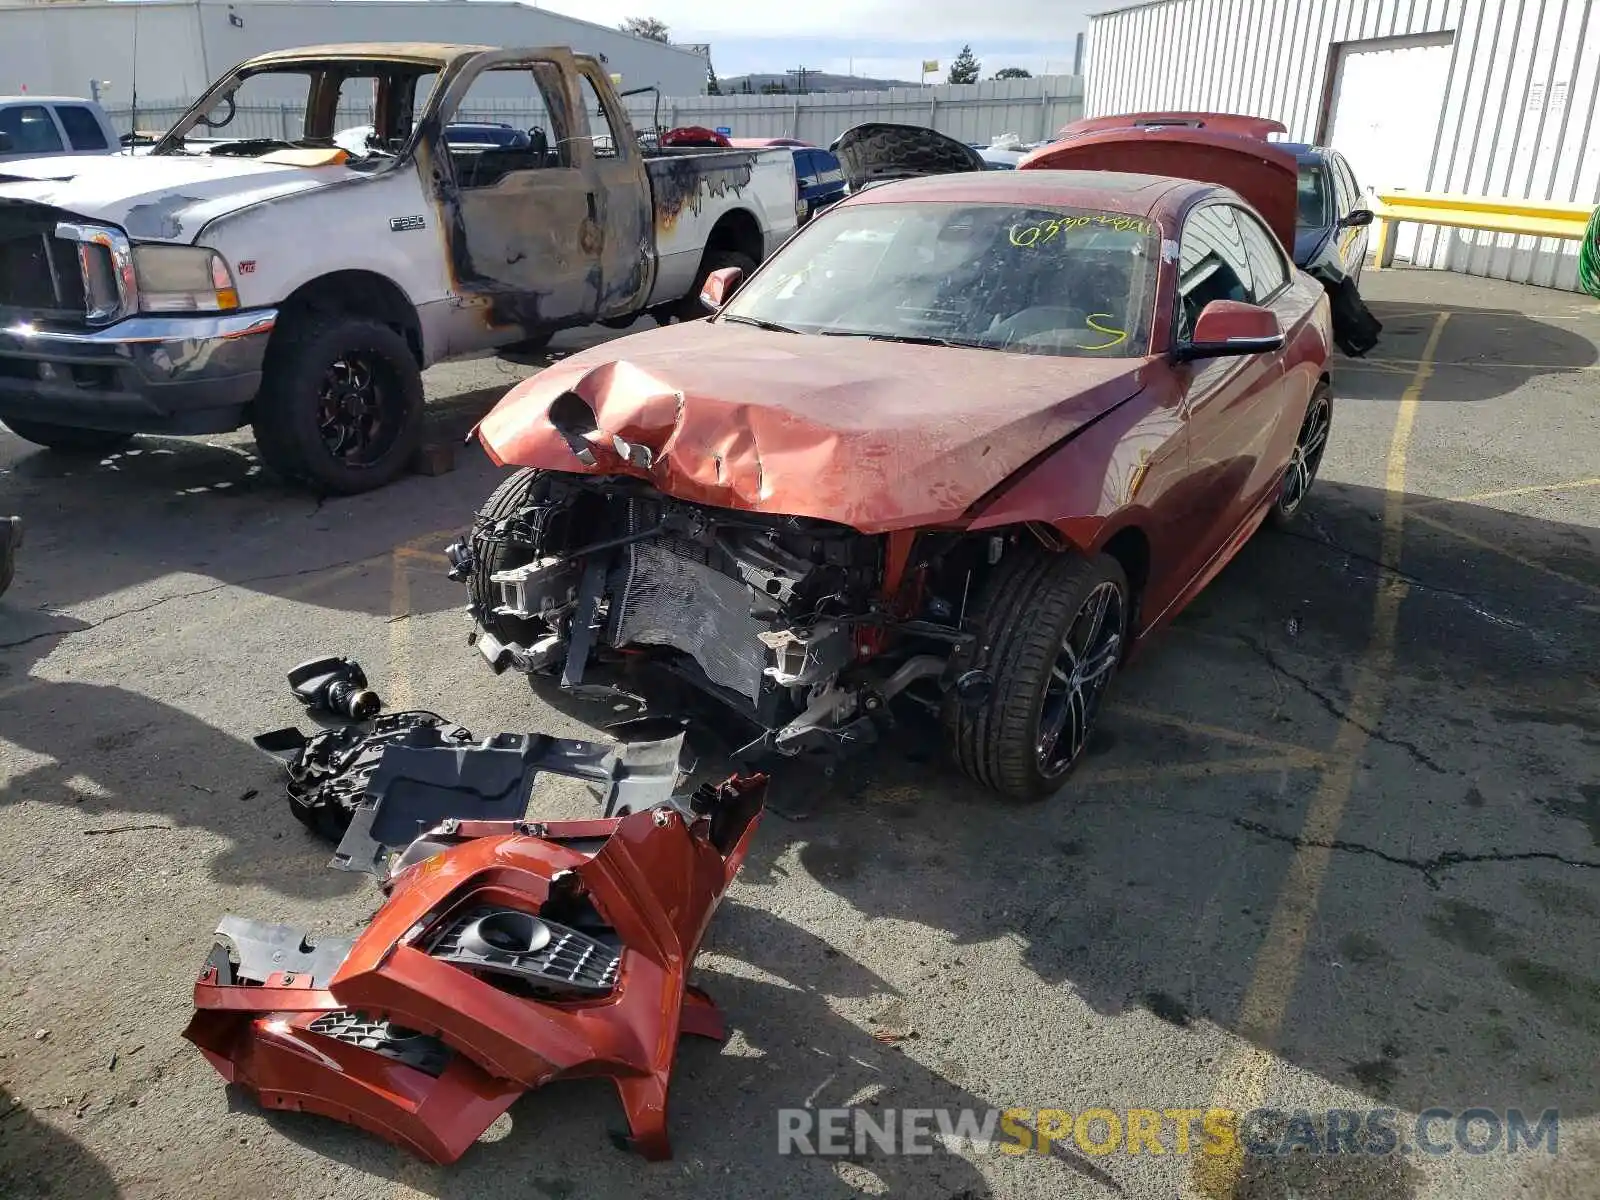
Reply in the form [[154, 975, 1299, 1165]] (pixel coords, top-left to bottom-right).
[[0, 96, 97, 106], [842, 168, 1209, 220], [1276, 142, 1333, 164]]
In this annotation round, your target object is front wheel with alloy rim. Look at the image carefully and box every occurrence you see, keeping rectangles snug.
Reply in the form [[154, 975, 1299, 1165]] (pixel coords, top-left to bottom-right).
[[251, 315, 424, 495], [1267, 384, 1332, 528], [947, 550, 1131, 801]]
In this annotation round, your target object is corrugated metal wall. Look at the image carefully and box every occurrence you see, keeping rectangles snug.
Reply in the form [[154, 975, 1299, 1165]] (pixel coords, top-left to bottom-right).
[[1086, 0, 1600, 290], [105, 75, 1087, 151]]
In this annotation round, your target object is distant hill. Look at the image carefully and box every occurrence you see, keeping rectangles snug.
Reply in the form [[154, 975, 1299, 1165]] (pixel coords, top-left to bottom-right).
[[714, 71, 923, 95]]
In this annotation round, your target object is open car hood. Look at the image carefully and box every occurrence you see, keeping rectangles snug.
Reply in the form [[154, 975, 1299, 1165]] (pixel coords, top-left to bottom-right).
[[473, 319, 1152, 534], [1021, 111, 1299, 251], [829, 122, 987, 190]]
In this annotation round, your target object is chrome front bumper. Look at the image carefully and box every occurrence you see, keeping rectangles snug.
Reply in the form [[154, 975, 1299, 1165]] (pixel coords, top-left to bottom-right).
[[0, 309, 277, 435]]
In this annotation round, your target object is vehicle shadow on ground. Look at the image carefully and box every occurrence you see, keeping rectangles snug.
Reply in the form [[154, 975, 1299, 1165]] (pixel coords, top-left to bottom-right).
[[255, 905, 1109, 1197], [524, 479, 1600, 1141], [1352, 299, 1598, 403], [0, 618, 363, 900], [0, 1085, 121, 1200], [0, 396, 507, 623]]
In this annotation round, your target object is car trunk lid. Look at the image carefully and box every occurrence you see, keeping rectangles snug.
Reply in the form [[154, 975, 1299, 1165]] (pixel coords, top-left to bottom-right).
[[1021, 111, 1300, 251]]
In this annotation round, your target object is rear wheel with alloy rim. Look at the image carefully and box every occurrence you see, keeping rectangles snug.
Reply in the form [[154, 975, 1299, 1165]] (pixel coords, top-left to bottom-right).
[[1269, 384, 1332, 528], [947, 549, 1131, 801]]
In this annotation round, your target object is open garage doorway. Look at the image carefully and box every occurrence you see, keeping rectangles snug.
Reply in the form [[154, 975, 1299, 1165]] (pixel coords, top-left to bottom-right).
[[1321, 31, 1454, 263]]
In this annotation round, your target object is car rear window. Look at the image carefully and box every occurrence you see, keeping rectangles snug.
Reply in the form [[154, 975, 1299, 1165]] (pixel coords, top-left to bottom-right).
[[720, 200, 1162, 358], [53, 104, 109, 151]]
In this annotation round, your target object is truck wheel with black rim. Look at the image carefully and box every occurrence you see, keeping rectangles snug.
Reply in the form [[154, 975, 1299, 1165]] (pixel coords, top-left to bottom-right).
[[946, 549, 1130, 801], [671, 250, 758, 322], [467, 466, 551, 651], [2, 419, 132, 456], [251, 315, 423, 494]]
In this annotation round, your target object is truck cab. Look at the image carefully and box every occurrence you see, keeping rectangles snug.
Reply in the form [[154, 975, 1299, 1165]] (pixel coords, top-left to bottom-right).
[[0, 44, 798, 493]]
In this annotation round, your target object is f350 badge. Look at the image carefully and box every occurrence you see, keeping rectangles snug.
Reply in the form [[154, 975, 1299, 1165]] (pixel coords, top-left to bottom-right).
[[389, 215, 426, 232]]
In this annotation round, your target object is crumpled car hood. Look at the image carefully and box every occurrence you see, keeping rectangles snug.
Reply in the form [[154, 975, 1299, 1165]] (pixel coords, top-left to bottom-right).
[[0, 152, 356, 241], [475, 320, 1153, 534]]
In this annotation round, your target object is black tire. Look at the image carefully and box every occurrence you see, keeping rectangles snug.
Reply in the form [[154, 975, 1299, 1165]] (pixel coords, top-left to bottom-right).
[[671, 250, 758, 321], [468, 466, 549, 648], [3, 419, 132, 456], [251, 315, 423, 494], [947, 550, 1130, 801], [1267, 383, 1332, 529]]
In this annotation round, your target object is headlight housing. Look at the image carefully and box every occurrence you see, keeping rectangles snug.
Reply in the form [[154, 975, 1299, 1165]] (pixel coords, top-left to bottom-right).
[[132, 245, 239, 314]]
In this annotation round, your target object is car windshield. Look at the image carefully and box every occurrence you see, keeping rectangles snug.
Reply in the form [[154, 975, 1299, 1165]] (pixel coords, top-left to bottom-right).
[[718, 200, 1162, 357], [1297, 164, 1331, 228]]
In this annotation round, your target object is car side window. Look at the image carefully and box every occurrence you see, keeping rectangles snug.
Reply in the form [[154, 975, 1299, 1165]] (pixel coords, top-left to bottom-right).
[[0, 104, 64, 154], [792, 149, 816, 185], [1327, 157, 1354, 217], [815, 149, 845, 188], [450, 64, 570, 189], [1336, 155, 1364, 210], [1176, 203, 1255, 340], [576, 72, 625, 160], [1234, 206, 1290, 298], [53, 105, 109, 151]]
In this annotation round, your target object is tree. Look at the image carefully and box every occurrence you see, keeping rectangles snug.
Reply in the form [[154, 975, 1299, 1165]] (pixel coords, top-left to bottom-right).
[[619, 16, 669, 42], [760, 80, 789, 94], [706, 61, 722, 95], [948, 45, 981, 85], [993, 66, 1032, 80]]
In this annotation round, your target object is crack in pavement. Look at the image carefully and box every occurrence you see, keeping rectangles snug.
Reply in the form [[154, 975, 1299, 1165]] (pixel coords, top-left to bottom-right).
[[1234, 818, 1600, 890], [1286, 522, 1541, 636], [1241, 636, 1452, 776], [0, 554, 381, 652]]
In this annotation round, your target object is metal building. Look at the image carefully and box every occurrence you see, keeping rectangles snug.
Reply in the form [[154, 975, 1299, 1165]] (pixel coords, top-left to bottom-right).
[[0, 0, 711, 108], [1086, 0, 1600, 290]]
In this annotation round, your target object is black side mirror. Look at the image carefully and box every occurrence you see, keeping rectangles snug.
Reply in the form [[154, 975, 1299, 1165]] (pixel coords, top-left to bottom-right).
[[1341, 208, 1374, 229]]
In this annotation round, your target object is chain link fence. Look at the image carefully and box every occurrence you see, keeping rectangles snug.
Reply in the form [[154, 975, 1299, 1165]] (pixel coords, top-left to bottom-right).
[[107, 75, 1084, 149]]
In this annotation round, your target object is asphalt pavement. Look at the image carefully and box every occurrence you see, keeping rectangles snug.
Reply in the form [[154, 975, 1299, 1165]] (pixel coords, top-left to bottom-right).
[[0, 274, 1597, 1200]]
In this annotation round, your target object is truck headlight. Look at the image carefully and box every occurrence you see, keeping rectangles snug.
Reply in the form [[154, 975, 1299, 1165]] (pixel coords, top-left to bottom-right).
[[132, 245, 240, 314]]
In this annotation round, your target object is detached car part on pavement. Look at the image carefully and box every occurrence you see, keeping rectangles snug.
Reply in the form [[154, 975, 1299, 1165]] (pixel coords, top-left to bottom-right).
[[190, 712, 768, 1164], [450, 123, 1338, 802]]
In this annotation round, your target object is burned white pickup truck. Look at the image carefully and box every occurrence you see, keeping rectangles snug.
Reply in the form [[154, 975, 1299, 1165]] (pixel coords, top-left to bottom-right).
[[0, 44, 799, 492]]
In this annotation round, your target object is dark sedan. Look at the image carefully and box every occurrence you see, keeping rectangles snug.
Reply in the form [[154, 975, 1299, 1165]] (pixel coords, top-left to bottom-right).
[[1281, 142, 1374, 284]]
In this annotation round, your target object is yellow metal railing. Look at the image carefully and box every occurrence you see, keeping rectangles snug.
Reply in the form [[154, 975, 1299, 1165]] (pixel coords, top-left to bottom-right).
[[1370, 190, 1594, 269]]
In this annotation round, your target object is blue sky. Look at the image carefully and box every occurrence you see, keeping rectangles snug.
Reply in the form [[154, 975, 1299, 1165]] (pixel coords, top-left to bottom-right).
[[543, 0, 1100, 81]]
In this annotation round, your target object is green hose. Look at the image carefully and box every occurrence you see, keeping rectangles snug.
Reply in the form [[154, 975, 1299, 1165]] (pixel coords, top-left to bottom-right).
[[1580, 203, 1600, 299]]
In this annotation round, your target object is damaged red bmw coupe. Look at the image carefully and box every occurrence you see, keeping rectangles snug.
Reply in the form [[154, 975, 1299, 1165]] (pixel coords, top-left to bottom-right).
[[451, 128, 1334, 800]]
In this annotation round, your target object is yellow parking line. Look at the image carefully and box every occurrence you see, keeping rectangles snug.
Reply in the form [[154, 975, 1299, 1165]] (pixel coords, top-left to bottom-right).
[[1346, 354, 1600, 373], [1110, 704, 1327, 761], [387, 553, 416, 710], [1190, 311, 1448, 1200], [1433, 476, 1600, 505], [1406, 508, 1600, 598], [1076, 754, 1323, 786]]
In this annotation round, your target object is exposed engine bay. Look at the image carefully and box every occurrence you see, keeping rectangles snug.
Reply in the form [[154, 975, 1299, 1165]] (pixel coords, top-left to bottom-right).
[[447, 471, 996, 765]]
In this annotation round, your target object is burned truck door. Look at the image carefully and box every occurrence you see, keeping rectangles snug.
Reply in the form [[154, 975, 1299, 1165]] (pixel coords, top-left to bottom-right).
[[572, 62, 654, 319], [440, 56, 603, 334]]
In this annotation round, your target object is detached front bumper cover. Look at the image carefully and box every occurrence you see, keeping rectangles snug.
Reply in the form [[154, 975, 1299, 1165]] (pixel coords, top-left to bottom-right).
[[183, 771, 767, 1163]]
